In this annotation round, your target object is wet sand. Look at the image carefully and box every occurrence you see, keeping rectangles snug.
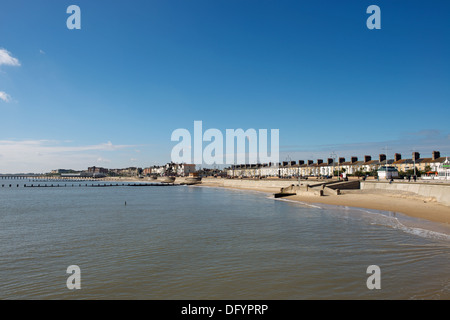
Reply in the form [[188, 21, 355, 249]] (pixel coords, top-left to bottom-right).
[[200, 182, 450, 225]]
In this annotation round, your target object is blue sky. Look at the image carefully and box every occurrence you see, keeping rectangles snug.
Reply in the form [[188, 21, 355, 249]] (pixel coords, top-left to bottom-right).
[[1, 0, 449, 172]]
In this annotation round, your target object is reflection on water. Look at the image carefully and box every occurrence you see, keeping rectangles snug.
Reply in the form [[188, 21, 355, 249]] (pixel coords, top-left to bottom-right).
[[0, 180, 449, 299]]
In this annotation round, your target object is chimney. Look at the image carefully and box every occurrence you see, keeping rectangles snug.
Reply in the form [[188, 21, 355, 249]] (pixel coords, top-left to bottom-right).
[[339, 157, 345, 164], [379, 154, 386, 163], [298, 160, 305, 165], [351, 157, 358, 163], [317, 159, 323, 165], [327, 158, 333, 165], [432, 151, 440, 160], [364, 155, 371, 163], [394, 153, 401, 162], [412, 152, 420, 161], [307, 160, 314, 165]]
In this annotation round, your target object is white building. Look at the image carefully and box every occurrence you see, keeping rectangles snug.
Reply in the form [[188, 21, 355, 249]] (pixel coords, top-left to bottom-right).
[[377, 166, 399, 180], [149, 163, 196, 177], [176, 164, 196, 177], [436, 158, 450, 180], [151, 166, 165, 175]]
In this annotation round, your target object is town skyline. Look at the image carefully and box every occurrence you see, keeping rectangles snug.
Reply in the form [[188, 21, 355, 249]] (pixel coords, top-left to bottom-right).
[[1, 1, 449, 172], [1, 147, 448, 175]]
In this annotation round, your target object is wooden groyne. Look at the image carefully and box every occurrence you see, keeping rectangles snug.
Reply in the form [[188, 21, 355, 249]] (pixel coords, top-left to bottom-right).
[[1, 183, 177, 188]]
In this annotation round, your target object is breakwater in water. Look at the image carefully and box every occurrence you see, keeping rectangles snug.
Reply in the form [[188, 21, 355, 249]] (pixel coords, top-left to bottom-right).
[[1, 183, 175, 188]]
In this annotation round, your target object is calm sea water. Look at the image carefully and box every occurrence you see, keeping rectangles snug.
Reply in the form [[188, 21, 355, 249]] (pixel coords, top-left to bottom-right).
[[0, 179, 449, 299]]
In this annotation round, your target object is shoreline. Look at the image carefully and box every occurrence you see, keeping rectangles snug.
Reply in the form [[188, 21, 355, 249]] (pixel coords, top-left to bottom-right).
[[24, 175, 449, 226], [199, 181, 450, 226]]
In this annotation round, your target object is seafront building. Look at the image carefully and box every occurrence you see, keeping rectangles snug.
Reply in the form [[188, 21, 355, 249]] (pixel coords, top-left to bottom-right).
[[108, 167, 141, 177], [48, 163, 196, 178], [436, 158, 450, 180], [226, 151, 449, 180], [377, 166, 399, 180], [143, 163, 196, 177], [393, 151, 445, 173], [87, 166, 109, 175]]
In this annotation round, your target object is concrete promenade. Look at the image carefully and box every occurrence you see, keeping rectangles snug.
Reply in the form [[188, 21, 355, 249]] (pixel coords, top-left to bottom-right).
[[201, 178, 298, 189]]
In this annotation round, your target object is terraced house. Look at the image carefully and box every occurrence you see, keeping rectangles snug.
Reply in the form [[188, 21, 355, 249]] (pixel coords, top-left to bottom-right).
[[227, 151, 448, 179]]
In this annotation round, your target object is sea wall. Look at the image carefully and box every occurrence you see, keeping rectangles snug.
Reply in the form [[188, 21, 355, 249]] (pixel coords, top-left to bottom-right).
[[361, 181, 450, 206], [201, 178, 296, 189]]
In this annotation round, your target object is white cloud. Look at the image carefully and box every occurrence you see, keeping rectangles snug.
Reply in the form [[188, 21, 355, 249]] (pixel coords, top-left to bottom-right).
[[0, 91, 12, 103], [0, 48, 21, 67], [0, 49, 20, 104], [0, 140, 136, 173]]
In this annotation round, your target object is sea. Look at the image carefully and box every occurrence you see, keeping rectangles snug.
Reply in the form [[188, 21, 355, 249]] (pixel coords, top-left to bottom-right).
[[0, 178, 449, 299]]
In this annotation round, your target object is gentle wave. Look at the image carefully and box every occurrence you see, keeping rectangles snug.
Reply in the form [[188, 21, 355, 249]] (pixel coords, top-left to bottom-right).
[[389, 218, 450, 242], [273, 197, 323, 209], [274, 197, 450, 242]]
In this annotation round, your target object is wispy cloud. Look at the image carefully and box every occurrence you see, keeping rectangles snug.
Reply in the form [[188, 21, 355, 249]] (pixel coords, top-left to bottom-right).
[[0, 140, 137, 173], [406, 129, 441, 138], [0, 48, 21, 67], [0, 49, 20, 104], [0, 91, 12, 103]]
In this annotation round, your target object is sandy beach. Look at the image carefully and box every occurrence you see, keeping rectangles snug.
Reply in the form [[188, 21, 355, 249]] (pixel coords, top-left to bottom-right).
[[200, 180, 450, 225]]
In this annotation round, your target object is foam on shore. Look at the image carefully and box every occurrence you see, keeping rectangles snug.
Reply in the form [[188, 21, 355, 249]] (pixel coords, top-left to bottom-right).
[[275, 197, 450, 241]]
